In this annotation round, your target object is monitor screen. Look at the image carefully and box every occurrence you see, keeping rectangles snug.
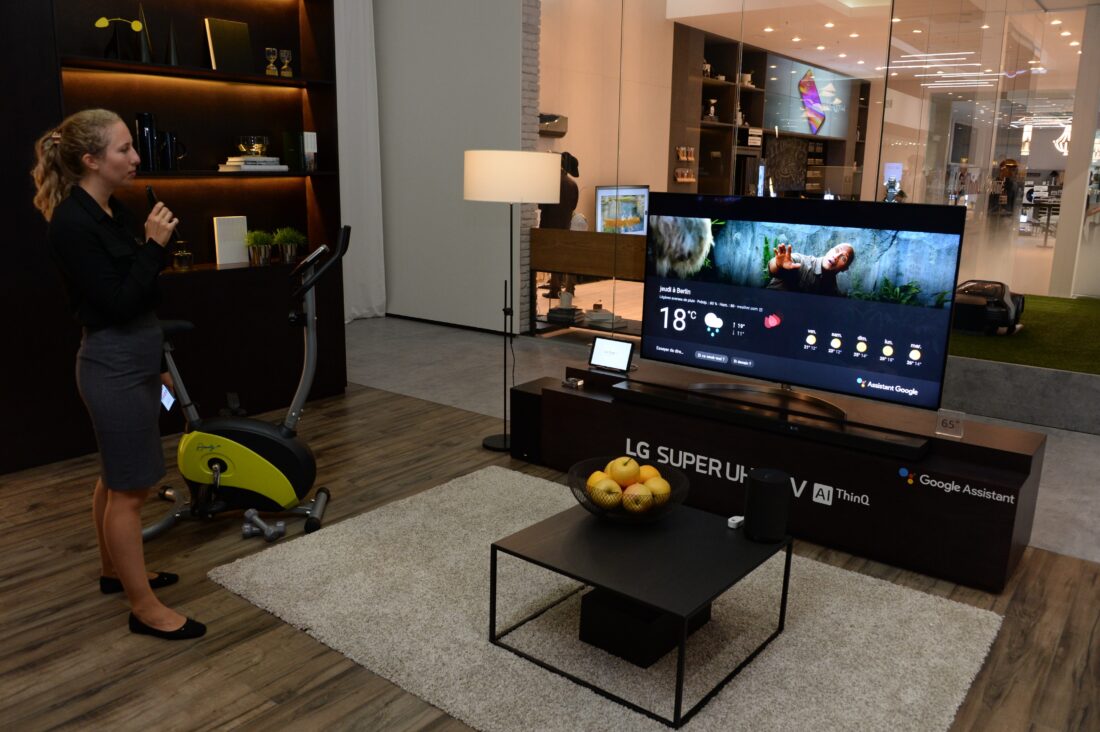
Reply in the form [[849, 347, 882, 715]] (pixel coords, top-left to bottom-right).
[[589, 336, 634, 373], [762, 54, 852, 139], [595, 185, 649, 235], [641, 194, 965, 410]]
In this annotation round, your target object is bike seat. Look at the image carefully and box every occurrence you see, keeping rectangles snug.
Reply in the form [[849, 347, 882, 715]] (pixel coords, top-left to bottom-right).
[[161, 320, 195, 339]]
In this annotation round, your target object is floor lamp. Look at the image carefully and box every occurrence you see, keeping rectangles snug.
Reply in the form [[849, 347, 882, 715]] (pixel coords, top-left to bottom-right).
[[463, 150, 561, 452]]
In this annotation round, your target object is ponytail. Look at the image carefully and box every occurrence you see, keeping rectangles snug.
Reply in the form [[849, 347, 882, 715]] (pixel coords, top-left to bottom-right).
[[31, 109, 123, 221]]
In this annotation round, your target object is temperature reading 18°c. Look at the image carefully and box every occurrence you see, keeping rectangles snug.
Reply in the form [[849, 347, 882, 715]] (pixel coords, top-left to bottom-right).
[[659, 307, 697, 332]]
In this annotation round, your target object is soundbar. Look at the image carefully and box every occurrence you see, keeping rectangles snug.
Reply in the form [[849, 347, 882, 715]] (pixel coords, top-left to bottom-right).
[[610, 380, 929, 460]]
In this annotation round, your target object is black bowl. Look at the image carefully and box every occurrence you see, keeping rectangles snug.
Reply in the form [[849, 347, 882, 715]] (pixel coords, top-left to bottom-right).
[[568, 456, 689, 524]]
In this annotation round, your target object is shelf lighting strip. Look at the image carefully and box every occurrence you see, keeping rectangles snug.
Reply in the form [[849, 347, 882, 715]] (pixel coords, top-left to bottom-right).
[[898, 51, 976, 57]]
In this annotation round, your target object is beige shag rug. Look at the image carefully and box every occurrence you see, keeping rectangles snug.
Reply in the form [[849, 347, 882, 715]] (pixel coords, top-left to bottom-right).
[[209, 466, 1001, 731]]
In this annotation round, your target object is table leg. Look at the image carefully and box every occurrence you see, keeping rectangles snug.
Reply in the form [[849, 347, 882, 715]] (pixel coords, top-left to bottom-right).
[[673, 618, 688, 727], [779, 540, 793, 631], [489, 545, 498, 641]]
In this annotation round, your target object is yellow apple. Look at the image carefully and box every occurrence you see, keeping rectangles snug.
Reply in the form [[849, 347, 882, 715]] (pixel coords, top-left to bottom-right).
[[622, 483, 654, 513], [645, 476, 672, 506], [638, 465, 662, 482], [586, 470, 609, 491], [588, 478, 623, 509], [607, 457, 641, 488]]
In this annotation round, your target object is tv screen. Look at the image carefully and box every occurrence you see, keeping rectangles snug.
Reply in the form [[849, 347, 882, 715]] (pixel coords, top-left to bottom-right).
[[596, 185, 649, 235], [763, 53, 852, 139], [641, 194, 965, 410]]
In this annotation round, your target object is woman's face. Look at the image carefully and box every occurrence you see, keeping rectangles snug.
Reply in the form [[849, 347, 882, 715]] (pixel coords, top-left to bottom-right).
[[85, 120, 140, 188]]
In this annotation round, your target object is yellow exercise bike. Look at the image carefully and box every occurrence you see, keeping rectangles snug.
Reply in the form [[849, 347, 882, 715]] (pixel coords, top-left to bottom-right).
[[143, 225, 350, 541]]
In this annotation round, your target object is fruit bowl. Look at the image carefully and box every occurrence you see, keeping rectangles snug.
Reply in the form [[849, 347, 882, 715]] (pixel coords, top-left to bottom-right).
[[568, 456, 689, 524]]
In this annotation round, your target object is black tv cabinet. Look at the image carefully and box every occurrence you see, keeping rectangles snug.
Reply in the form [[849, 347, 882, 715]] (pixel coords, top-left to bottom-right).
[[511, 362, 1044, 592]]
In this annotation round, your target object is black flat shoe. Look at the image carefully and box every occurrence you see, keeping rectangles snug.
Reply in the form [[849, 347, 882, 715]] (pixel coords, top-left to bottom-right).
[[128, 613, 206, 640], [100, 571, 179, 595]]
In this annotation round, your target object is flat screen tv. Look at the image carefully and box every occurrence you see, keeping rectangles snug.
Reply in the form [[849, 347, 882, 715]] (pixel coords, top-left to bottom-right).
[[641, 194, 965, 410], [596, 185, 649, 235]]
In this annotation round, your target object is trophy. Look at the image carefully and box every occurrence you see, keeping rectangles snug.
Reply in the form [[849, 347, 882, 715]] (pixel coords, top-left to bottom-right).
[[265, 47, 278, 76], [279, 49, 293, 78]]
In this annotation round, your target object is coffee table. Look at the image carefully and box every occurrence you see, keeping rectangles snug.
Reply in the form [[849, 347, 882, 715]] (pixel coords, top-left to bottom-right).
[[490, 504, 792, 728]]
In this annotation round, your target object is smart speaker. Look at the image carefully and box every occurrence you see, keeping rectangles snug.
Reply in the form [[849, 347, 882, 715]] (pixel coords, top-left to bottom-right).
[[743, 468, 790, 543]]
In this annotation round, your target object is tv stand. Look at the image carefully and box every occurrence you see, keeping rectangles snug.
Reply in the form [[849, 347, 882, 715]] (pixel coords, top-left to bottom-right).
[[687, 380, 847, 421], [509, 361, 1045, 592]]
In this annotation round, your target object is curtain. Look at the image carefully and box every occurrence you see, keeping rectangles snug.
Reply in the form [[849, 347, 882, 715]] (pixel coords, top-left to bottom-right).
[[335, 0, 386, 320]]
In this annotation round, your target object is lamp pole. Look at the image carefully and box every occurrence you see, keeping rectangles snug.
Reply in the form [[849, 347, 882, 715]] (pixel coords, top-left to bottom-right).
[[484, 202, 515, 452]]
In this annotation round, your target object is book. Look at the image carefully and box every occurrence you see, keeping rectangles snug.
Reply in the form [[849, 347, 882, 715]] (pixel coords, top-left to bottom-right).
[[225, 156, 281, 164], [219, 163, 289, 172], [205, 18, 254, 74], [303, 131, 318, 172], [213, 215, 248, 265]]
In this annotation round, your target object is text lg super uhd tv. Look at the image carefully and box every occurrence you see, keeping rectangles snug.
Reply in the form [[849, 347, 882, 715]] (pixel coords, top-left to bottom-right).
[[641, 194, 965, 410]]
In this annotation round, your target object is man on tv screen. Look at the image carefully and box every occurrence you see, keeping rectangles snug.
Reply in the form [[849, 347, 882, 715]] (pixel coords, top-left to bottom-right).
[[765, 242, 855, 297]]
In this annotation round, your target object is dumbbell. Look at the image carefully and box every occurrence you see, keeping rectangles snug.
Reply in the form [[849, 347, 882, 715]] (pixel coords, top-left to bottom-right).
[[242, 508, 286, 542]]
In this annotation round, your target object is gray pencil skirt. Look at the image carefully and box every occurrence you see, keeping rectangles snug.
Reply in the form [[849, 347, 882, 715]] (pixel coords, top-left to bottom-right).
[[76, 312, 166, 491]]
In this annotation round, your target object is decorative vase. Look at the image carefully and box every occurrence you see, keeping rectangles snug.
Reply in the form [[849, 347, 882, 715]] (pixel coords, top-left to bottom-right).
[[248, 245, 271, 266], [278, 243, 298, 264]]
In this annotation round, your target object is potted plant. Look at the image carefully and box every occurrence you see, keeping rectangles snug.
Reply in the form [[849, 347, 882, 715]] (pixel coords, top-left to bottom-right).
[[273, 226, 307, 264], [245, 229, 274, 266]]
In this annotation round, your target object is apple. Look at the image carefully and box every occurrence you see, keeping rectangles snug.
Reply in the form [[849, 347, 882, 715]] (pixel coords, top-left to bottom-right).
[[586, 470, 609, 491], [607, 457, 640, 488], [638, 464, 662, 483], [622, 483, 654, 513], [645, 476, 672, 506], [588, 478, 623, 509]]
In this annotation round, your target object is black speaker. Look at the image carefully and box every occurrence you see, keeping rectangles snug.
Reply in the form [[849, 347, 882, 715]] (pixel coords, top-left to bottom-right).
[[744, 468, 790, 543], [509, 384, 542, 463]]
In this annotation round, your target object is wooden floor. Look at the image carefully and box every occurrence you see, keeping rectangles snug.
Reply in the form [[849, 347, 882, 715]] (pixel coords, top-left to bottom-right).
[[1, 385, 1096, 731]]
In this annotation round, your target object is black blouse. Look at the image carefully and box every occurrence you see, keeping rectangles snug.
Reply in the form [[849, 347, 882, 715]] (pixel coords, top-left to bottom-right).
[[49, 185, 168, 329]]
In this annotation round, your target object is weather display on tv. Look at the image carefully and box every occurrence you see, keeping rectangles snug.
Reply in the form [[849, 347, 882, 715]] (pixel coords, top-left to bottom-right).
[[641, 194, 965, 410]]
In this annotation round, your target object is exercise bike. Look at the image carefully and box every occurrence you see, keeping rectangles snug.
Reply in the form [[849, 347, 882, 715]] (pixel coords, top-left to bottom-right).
[[143, 225, 351, 541]]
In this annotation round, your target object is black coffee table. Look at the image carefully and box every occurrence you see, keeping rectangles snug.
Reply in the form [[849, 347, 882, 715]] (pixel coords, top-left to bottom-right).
[[490, 504, 792, 728]]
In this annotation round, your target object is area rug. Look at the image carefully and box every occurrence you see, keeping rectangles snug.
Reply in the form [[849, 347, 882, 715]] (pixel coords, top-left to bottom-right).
[[209, 467, 1002, 731]]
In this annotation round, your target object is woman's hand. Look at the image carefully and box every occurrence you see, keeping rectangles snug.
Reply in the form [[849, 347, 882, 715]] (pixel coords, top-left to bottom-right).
[[145, 202, 179, 247], [161, 371, 174, 394]]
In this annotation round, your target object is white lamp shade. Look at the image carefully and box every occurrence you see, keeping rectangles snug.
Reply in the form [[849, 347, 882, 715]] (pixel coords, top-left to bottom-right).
[[464, 150, 561, 204]]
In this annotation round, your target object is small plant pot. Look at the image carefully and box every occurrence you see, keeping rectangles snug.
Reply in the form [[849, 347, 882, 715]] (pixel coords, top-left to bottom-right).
[[277, 242, 298, 264], [248, 244, 271, 266]]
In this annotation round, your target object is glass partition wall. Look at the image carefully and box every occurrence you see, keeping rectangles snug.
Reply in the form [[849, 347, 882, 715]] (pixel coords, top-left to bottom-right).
[[531, 0, 1098, 339]]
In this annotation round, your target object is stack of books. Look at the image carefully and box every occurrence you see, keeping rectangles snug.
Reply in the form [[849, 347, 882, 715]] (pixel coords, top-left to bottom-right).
[[218, 156, 289, 173], [547, 306, 584, 325], [585, 308, 626, 330]]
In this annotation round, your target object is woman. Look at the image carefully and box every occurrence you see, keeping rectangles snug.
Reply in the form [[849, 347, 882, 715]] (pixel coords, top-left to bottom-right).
[[32, 109, 205, 640]]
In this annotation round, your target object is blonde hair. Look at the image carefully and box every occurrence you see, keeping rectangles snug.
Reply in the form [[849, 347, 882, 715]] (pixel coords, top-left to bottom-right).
[[31, 109, 123, 221]]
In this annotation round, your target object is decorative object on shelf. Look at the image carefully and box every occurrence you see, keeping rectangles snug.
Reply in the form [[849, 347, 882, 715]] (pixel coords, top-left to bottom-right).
[[172, 240, 193, 270], [702, 59, 711, 78], [736, 105, 744, 126], [674, 167, 696, 183], [137, 2, 152, 63], [157, 130, 187, 171], [219, 154, 288, 173], [463, 150, 560, 452], [273, 226, 306, 264], [716, 74, 726, 81], [165, 19, 179, 66], [568, 456, 689, 524], [741, 72, 753, 86], [264, 47, 278, 76], [245, 229, 273, 267], [134, 112, 157, 172], [303, 131, 318, 172], [675, 146, 695, 162], [279, 48, 293, 78], [205, 17, 254, 73], [95, 13, 142, 61], [237, 135, 269, 156], [704, 98, 718, 122], [214, 215, 249, 265]]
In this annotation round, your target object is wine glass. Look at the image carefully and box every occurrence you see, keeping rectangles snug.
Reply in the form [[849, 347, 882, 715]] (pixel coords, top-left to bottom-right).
[[279, 49, 293, 78], [265, 47, 278, 76]]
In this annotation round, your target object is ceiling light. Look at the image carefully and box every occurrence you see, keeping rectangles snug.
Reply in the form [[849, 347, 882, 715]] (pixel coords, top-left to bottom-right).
[[981, 24, 990, 30], [816, 45, 826, 50], [984, 68, 992, 72], [792, 36, 801, 42], [1070, 41, 1080, 47], [857, 59, 865, 64], [891, 72, 898, 76], [849, 33, 859, 38], [838, 53, 847, 58], [937, 70, 944, 74], [1060, 31, 1071, 37], [770, 64, 777, 68], [1028, 59, 1038, 64], [1051, 19, 1062, 26], [791, 69, 797, 73], [770, 77, 778, 81], [912, 29, 922, 34], [900, 52, 975, 57], [825, 22, 834, 28], [764, 26, 774, 32], [892, 18, 901, 23]]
